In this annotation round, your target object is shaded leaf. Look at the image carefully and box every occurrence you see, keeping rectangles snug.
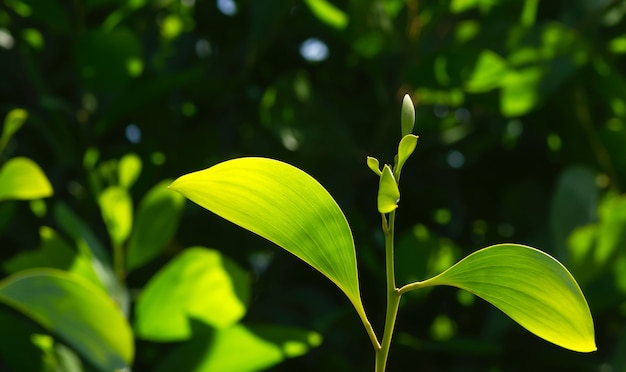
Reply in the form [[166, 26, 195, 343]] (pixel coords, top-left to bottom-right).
[[0, 269, 133, 370], [2, 226, 103, 291], [419, 244, 596, 352], [126, 179, 185, 271], [157, 323, 321, 372], [169, 158, 371, 333], [135, 247, 249, 341], [0, 157, 53, 201]]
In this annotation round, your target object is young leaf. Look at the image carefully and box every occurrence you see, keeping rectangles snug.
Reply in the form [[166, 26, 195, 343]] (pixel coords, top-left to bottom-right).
[[377, 165, 400, 214], [395, 134, 418, 180], [0, 269, 134, 371], [0, 157, 53, 201], [135, 247, 249, 341], [367, 156, 382, 176], [169, 158, 374, 340], [415, 244, 596, 352]]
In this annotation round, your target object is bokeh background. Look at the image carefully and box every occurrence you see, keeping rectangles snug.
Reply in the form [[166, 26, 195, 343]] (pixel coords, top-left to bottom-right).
[[1, 0, 626, 370]]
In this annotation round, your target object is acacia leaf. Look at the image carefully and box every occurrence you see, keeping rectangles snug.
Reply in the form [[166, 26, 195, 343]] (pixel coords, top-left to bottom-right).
[[169, 158, 369, 329], [419, 244, 596, 352]]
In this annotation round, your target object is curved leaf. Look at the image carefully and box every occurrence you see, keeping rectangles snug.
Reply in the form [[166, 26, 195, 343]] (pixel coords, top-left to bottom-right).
[[419, 244, 596, 352], [126, 179, 185, 271], [98, 186, 132, 245], [0, 157, 53, 201], [0, 269, 133, 370], [169, 158, 370, 331], [378, 165, 400, 213], [134, 247, 249, 341]]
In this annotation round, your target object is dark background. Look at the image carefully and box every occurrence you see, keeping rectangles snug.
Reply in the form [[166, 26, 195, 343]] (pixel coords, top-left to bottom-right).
[[1, 0, 626, 370]]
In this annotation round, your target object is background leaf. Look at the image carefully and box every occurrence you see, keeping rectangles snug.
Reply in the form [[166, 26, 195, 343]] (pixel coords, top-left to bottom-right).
[[0, 269, 133, 370], [0, 157, 53, 201], [420, 244, 596, 352], [126, 179, 185, 271], [155, 323, 322, 372], [134, 247, 249, 341], [98, 186, 133, 246]]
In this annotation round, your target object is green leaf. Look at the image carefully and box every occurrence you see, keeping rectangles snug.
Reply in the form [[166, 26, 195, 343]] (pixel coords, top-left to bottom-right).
[[304, 0, 348, 30], [3, 226, 104, 291], [465, 50, 509, 93], [118, 152, 142, 189], [395, 134, 419, 180], [1, 108, 28, 153], [134, 247, 249, 341], [54, 202, 129, 315], [419, 244, 596, 352], [367, 156, 382, 176], [378, 165, 400, 214], [0, 269, 134, 370], [0, 157, 53, 201], [401, 94, 415, 136], [126, 179, 185, 271], [98, 186, 133, 245], [155, 323, 322, 372], [169, 158, 371, 335]]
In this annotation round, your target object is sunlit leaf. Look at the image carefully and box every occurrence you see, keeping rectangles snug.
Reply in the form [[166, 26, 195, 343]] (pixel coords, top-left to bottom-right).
[[169, 158, 372, 335], [304, 0, 348, 30], [118, 152, 142, 189], [0, 269, 133, 370], [135, 247, 249, 341], [98, 186, 132, 245], [419, 244, 596, 352], [155, 323, 322, 372], [126, 179, 185, 271], [395, 134, 418, 180], [378, 165, 400, 213], [0, 157, 53, 201], [367, 156, 382, 176]]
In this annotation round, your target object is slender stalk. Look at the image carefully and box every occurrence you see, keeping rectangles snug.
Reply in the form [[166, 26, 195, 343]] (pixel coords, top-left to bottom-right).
[[113, 243, 125, 283], [374, 211, 402, 372]]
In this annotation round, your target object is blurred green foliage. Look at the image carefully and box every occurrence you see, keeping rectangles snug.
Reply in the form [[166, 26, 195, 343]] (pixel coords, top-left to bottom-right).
[[1, 0, 626, 370]]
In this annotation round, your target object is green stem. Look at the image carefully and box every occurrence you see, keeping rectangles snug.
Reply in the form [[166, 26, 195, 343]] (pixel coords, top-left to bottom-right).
[[375, 211, 402, 372], [113, 243, 126, 283]]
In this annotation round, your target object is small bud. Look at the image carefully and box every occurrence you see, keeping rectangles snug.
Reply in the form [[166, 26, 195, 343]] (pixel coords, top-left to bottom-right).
[[401, 94, 415, 137]]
